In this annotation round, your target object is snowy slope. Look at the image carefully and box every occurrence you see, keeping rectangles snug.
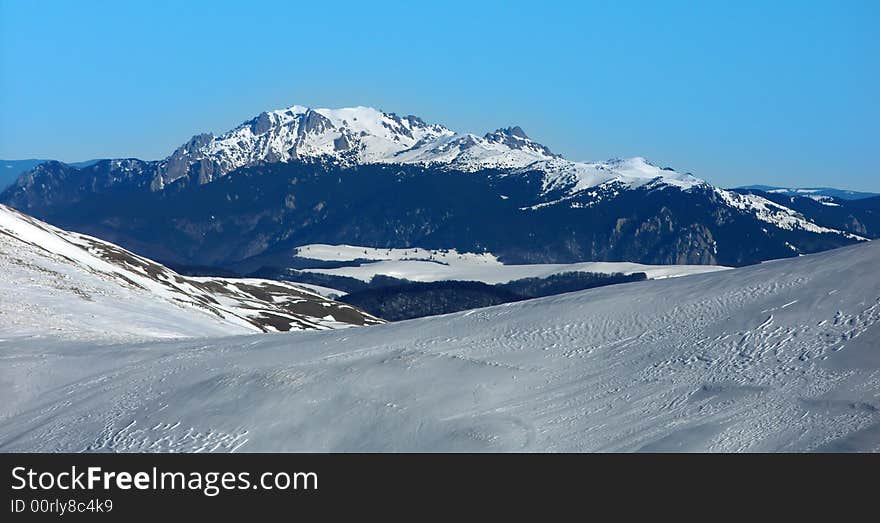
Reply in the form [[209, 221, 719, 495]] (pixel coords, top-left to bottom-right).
[[292, 243, 730, 286], [0, 205, 381, 341], [2, 241, 878, 452]]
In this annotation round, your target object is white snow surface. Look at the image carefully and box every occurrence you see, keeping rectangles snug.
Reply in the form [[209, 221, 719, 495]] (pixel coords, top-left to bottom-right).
[[294, 244, 501, 264], [293, 244, 730, 285], [285, 282, 346, 299], [538, 156, 704, 194], [0, 205, 379, 341], [200, 106, 454, 174], [2, 241, 879, 452]]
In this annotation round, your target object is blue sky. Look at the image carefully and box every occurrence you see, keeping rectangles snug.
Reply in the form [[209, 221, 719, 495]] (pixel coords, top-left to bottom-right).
[[1, 0, 877, 190]]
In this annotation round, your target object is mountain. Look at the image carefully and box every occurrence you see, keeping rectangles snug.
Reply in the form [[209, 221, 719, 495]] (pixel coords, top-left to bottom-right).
[[1, 105, 874, 271], [1, 158, 101, 189], [733, 188, 880, 239], [3, 239, 879, 452], [737, 185, 879, 200], [0, 204, 381, 340], [1, 160, 46, 189]]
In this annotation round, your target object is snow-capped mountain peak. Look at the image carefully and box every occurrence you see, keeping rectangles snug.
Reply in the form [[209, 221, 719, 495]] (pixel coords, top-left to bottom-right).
[[602, 156, 704, 189], [148, 106, 570, 187], [155, 105, 457, 187], [150, 104, 711, 199]]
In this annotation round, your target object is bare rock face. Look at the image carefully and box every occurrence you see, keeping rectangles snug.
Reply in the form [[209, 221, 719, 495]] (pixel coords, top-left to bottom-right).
[[154, 133, 217, 189], [249, 111, 275, 135], [333, 133, 352, 152], [298, 109, 334, 135]]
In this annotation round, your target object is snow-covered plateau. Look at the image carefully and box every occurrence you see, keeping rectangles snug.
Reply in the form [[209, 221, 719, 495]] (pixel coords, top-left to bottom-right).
[[2, 236, 878, 452], [291, 243, 730, 289]]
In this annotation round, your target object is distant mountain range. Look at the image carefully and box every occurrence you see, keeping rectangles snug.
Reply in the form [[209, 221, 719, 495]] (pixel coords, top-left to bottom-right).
[[736, 185, 878, 200], [1, 158, 101, 188], [1, 105, 877, 273]]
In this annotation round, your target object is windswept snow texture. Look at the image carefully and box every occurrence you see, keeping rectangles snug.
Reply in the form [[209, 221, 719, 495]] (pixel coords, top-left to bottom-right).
[[0, 205, 381, 341], [293, 244, 730, 285], [2, 242, 879, 452]]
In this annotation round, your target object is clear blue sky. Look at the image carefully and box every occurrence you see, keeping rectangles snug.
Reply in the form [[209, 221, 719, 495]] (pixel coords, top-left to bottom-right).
[[1, 0, 877, 190]]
